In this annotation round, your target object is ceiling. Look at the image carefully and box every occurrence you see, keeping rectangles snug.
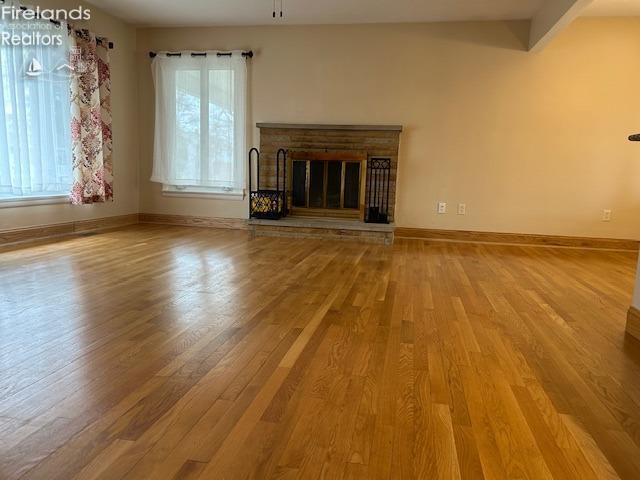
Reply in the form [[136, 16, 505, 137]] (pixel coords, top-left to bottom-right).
[[87, 0, 543, 26], [87, 0, 640, 27]]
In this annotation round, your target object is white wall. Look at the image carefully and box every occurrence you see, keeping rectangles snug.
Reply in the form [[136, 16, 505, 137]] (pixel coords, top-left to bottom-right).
[[137, 19, 640, 239]]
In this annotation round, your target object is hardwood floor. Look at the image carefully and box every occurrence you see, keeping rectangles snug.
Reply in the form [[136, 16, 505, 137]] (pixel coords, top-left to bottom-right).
[[1, 224, 640, 479]]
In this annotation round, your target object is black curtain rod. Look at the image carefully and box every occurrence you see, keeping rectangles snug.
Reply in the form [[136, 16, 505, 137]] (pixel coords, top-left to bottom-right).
[[149, 51, 253, 59], [0, 2, 114, 49], [62, 23, 115, 50]]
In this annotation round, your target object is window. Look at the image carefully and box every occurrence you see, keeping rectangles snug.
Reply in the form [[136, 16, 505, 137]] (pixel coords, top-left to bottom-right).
[[151, 52, 247, 196], [0, 17, 73, 200]]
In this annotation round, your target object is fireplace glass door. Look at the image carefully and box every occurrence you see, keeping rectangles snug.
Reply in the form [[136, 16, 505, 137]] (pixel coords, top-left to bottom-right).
[[309, 161, 325, 208], [291, 159, 361, 216]]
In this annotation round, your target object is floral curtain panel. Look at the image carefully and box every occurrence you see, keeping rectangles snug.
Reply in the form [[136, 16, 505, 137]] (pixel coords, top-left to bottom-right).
[[69, 30, 113, 205]]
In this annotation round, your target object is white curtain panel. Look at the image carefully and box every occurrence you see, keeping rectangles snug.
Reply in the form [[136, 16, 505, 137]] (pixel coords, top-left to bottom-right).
[[151, 51, 247, 190], [0, 14, 73, 197]]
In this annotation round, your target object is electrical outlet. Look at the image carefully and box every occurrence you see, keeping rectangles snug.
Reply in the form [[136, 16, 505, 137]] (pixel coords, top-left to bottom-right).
[[437, 202, 447, 214], [458, 203, 466, 215], [603, 209, 612, 222]]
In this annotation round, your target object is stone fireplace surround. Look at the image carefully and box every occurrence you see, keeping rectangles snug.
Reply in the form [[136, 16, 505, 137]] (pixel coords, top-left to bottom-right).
[[256, 123, 402, 223]]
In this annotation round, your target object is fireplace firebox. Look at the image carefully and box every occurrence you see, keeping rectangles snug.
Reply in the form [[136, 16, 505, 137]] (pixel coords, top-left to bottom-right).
[[291, 160, 361, 209], [288, 150, 366, 219]]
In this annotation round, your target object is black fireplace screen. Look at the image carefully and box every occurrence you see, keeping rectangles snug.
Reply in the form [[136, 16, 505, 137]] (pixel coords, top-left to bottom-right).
[[366, 157, 391, 224]]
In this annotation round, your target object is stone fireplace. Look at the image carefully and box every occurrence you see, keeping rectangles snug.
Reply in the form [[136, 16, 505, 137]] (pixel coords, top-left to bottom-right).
[[289, 149, 366, 219], [256, 123, 401, 223]]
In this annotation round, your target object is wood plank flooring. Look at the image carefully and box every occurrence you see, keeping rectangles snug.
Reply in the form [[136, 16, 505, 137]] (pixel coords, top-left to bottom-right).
[[1, 224, 640, 479]]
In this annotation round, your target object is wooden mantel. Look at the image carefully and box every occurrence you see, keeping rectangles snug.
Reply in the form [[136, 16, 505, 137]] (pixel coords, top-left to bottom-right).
[[257, 123, 403, 132]]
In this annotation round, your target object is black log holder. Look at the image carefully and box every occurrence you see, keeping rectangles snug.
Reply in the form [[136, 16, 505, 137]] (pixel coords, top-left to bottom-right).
[[249, 148, 288, 220]]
